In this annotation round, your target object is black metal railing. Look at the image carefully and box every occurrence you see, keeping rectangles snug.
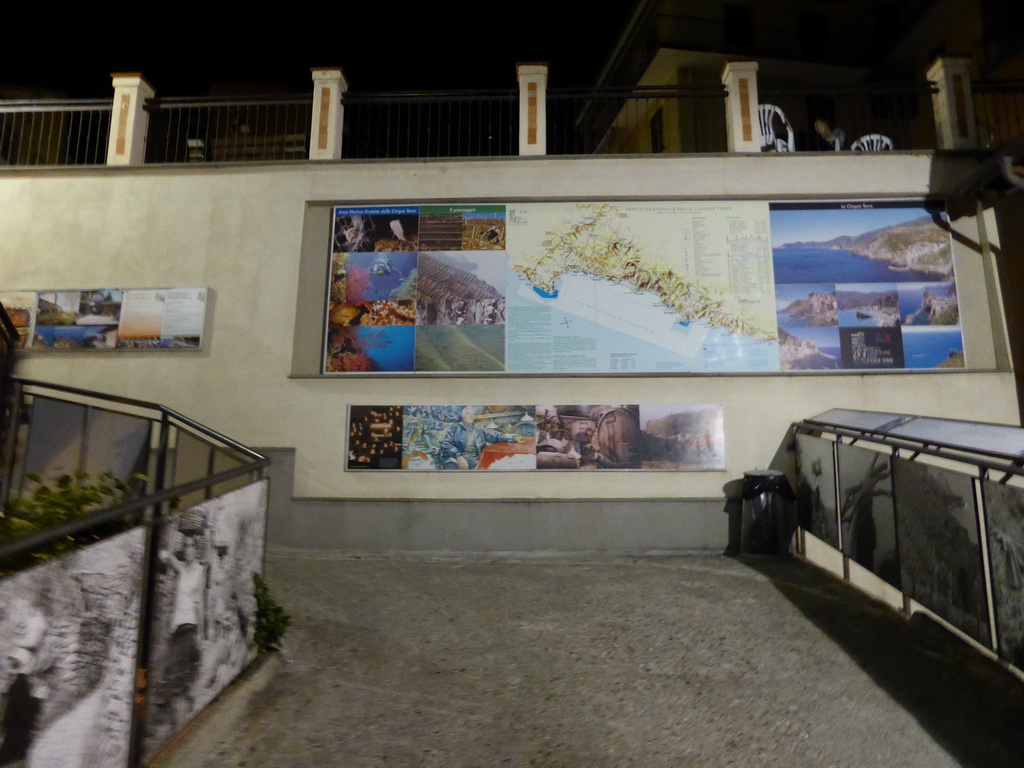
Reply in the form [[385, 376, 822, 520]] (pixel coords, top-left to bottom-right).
[[0, 378, 270, 767], [547, 85, 728, 155], [973, 80, 1024, 148], [341, 89, 518, 159], [794, 408, 1024, 672], [758, 82, 938, 152], [0, 99, 111, 165], [0, 378, 268, 542], [0, 306, 15, 470], [144, 94, 313, 163]]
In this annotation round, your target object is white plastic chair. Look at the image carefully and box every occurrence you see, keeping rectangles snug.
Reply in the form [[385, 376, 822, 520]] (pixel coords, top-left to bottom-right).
[[850, 133, 894, 151], [758, 104, 796, 152]]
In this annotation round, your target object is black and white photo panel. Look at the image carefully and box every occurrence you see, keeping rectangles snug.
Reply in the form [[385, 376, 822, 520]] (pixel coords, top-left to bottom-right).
[[142, 480, 268, 760], [981, 478, 1024, 666], [893, 459, 989, 645], [837, 443, 900, 588], [795, 433, 839, 548], [0, 527, 146, 768]]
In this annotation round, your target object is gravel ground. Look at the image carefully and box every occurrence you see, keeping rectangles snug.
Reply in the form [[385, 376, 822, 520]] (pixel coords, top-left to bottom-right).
[[155, 547, 1024, 768]]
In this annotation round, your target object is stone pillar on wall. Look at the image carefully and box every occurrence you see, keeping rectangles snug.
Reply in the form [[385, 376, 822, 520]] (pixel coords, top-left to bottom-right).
[[310, 68, 348, 160], [517, 63, 548, 156], [720, 61, 761, 153], [106, 73, 154, 166], [927, 57, 978, 150]]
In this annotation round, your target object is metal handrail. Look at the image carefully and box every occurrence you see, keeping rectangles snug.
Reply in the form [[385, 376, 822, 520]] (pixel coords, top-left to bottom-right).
[[760, 82, 937, 96], [547, 85, 726, 98], [343, 89, 516, 104], [13, 377, 267, 462], [0, 461, 267, 562], [144, 94, 313, 109], [0, 99, 113, 113]]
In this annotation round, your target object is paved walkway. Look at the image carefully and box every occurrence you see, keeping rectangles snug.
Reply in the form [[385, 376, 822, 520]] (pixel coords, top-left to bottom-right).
[[156, 547, 1024, 768]]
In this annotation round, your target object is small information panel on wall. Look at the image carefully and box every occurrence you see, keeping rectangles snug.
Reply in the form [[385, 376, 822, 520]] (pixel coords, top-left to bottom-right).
[[324, 200, 963, 375], [347, 403, 725, 472], [0, 287, 208, 351]]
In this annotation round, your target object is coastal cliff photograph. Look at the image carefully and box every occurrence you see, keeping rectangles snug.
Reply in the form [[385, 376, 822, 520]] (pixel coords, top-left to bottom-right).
[[770, 202, 954, 284], [779, 327, 841, 370]]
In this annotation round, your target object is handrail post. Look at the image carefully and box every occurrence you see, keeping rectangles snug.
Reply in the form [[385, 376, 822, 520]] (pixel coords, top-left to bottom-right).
[[927, 56, 978, 150], [517, 63, 548, 156], [721, 61, 761, 152], [106, 73, 155, 165], [310, 67, 347, 160]]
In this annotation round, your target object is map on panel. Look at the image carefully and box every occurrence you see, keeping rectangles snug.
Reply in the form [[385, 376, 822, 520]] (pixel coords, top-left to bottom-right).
[[505, 202, 778, 373]]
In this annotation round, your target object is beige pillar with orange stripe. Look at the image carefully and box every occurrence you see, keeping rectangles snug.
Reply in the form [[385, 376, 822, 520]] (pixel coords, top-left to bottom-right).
[[310, 68, 348, 160], [106, 73, 154, 166], [720, 61, 760, 153], [517, 63, 548, 156], [927, 57, 977, 150]]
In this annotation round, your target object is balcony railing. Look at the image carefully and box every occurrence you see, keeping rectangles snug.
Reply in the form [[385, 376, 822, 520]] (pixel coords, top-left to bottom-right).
[[547, 85, 728, 154], [144, 94, 313, 163], [972, 80, 1024, 148], [759, 82, 938, 151], [0, 59, 1018, 165], [0, 98, 111, 165], [341, 89, 517, 159]]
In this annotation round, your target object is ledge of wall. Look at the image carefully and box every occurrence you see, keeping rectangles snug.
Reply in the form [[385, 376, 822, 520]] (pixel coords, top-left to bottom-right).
[[260, 448, 729, 552]]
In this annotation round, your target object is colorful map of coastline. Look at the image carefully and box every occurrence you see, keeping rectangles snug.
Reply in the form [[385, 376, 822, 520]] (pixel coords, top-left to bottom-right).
[[504, 202, 779, 373]]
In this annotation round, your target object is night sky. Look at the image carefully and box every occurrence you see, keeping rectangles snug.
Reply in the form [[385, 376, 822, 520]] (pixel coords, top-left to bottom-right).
[[4, 5, 638, 98]]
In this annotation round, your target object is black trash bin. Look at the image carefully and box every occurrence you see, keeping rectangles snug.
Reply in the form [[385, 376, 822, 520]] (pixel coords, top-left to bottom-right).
[[740, 469, 795, 555]]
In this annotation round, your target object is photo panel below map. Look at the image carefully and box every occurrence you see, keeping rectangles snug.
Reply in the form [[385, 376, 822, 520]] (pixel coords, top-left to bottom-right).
[[981, 478, 1024, 667], [401, 405, 536, 471], [350, 403, 724, 471], [837, 443, 900, 588], [795, 433, 839, 548], [535, 405, 642, 470], [892, 458, 989, 645], [348, 405, 404, 469]]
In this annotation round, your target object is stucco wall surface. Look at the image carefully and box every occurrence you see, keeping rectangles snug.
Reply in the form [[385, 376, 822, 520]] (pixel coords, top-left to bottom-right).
[[1, 153, 1016, 503]]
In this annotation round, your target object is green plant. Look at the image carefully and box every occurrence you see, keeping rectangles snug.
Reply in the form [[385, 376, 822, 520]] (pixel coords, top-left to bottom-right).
[[253, 573, 291, 652], [0, 470, 143, 572]]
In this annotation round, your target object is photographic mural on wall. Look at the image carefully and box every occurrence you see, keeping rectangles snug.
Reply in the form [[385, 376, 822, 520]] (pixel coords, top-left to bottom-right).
[[348, 404, 725, 471], [323, 200, 962, 375], [981, 479, 1024, 666], [772, 201, 961, 370], [142, 480, 267, 760], [0, 288, 208, 351], [892, 458, 989, 644], [836, 443, 900, 588], [795, 433, 839, 548], [0, 527, 146, 768]]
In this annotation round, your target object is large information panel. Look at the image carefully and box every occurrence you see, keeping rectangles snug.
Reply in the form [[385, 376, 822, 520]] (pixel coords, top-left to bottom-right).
[[323, 200, 963, 375]]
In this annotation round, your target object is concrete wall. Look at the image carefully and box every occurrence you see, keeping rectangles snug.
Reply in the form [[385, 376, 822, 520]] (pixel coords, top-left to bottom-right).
[[1, 153, 1017, 550]]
